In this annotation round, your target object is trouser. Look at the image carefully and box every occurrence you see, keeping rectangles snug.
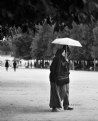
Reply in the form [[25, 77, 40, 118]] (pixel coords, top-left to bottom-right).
[[50, 82, 69, 108], [49, 82, 62, 108], [59, 83, 69, 108], [6, 67, 8, 71], [14, 67, 16, 71]]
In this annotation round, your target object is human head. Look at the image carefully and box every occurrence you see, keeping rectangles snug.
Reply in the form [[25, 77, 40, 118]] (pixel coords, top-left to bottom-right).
[[62, 45, 71, 57], [55, 45, 71, 57], [55, 48, 66, 58], [55, 49, 62, 57]]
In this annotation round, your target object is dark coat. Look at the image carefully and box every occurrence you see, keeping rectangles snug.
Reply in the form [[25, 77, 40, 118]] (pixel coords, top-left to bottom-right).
[[50, 56, 59, 82], [49, 55, 70, 83], [13, 61, 17, 68], [5, 61, 9, 68]]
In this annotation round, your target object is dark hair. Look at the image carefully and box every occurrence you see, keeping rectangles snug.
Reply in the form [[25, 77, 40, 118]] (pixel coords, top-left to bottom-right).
[[55, 45, 71, 57], [62, 45, 71, 56], [55, 49, 62, 57], [62, 45, 69, 52]]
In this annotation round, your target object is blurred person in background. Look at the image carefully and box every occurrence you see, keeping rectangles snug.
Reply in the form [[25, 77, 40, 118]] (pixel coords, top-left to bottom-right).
[[5, 60, 9, 71], [13, 60, 17, 71]]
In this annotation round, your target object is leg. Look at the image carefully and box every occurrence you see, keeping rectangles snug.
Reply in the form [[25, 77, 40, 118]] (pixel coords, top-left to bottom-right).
[[49, 82, 62, 109], [62, 84, 69, 108], [61, 84, 73, 110], [6, 67, 8, 71]]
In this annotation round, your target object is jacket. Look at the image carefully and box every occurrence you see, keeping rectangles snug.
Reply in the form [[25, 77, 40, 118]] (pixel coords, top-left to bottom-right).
[[49, 55, 70, 83]]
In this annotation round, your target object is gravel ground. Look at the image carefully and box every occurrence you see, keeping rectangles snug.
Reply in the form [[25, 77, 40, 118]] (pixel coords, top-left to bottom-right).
[[0, 67, 98, 121]]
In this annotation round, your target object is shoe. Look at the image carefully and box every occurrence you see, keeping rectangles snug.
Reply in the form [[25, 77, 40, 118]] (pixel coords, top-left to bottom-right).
[[52, 108, 60, 112], [64, 107, 73, 110]]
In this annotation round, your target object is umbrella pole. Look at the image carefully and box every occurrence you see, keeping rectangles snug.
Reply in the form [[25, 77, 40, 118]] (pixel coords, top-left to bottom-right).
[[66, 45, 67, 59]]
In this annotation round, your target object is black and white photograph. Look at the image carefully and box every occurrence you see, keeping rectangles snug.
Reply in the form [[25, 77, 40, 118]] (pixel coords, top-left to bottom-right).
[[0, 0, 98, 121]]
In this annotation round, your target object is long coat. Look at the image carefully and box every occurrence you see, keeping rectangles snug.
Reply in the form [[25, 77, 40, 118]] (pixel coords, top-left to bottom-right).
[[5, 61, 9, 68], [50, 55, 70, 83], [50, 56, 59, 83]]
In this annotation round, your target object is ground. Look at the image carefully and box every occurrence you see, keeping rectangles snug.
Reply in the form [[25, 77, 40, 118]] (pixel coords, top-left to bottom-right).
[[0, 67, 98, 121]]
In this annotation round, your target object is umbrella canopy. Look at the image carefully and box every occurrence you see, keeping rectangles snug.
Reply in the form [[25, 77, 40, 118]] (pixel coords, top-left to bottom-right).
[[52, 37, 82, 47]]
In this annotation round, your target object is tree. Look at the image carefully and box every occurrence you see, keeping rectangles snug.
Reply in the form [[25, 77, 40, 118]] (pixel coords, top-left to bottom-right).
[[31, 22, 71, 60], [0, 0, 98, 35], [31, 23, 54, 59], [93, 24, 98, 59], [11, 30, 34, 60], [0, 40, 11, 55], [31, 22, 95, 61], [69, 22, 94, 60]]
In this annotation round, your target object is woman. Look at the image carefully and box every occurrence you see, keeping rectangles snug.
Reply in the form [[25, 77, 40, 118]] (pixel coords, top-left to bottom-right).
[[49, 45, 73, 112]]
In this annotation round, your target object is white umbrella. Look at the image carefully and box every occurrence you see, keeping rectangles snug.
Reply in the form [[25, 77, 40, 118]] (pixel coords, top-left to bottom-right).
[[52, 37, 82, 58], [52, 37, 82, 47]]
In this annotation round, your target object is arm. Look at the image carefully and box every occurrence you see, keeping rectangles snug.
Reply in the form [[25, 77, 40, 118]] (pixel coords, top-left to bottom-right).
[[50, 57, 59, 82], [50, 57, 59, 73]]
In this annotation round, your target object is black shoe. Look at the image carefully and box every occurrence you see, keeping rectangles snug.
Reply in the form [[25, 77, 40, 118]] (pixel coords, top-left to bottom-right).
[[52, 108, 60, 112], [64, 107, 73, 110]]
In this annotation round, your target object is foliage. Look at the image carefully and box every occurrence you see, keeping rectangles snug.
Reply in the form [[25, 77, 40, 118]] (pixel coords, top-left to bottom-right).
[[0, 0, 98, 35], [31, 23, 54, 59], [1, 20, 98, 61], [31, 22, 97, 60], [0, 40, 11, 55], [92, 24, 98, 59], [69, 23, 94, 60], [11, 29, 34, 60]]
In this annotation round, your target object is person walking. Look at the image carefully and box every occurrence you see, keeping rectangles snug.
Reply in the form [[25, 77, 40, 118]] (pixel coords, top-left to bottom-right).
[[13, 60, 17, 71], [5, 60, 9, 71], [30, 62, 33, 68], [49, 45, 73, 112]]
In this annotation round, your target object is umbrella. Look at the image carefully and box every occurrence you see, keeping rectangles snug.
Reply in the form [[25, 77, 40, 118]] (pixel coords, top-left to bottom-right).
[[52, 37, 82, 47], [52, 37, 82, 58]]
